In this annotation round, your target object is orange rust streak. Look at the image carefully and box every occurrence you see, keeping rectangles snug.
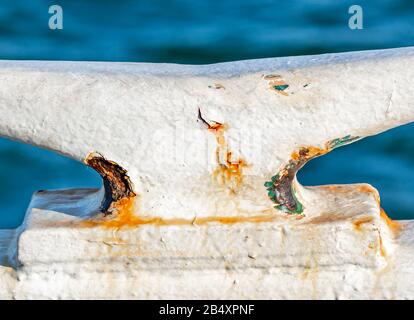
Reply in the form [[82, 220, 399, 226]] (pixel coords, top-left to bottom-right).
[[208, 122, 248, 188], [81, 197, 276, 229], [207, 122, 225, 133], [290, 145, 330, 162], [380, 208, 402, 236], [352, 216, 374, 231], [379, 233, 387, 257], [356, 185, 380, 205]]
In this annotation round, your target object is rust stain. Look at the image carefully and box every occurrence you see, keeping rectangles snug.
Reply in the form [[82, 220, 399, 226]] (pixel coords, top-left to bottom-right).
[[198, 108, 248, 190], [212, 150, 248, 189], [300, 227, 320, 299], [73, 184, 278, 229], [378, 231, 387, 257], [308, 212, 351, 224], [366, 231, 387, 258], [356, 184, 381, 205], [352, 215, 374, 231], [290, 145, 328, 161], [302, 263, 319, 297], [354, 184, 401, 237], [82, 204, 277, 230], [380, 208, 402, 236], [301, 262, 311, 280]]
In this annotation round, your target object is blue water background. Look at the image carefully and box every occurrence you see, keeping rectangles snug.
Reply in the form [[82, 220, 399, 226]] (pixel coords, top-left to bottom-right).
[[0, 0, 413, 227]]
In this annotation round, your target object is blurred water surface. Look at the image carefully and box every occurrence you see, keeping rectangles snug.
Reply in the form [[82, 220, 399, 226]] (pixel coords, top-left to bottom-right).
[[0, 0, 413, 227]]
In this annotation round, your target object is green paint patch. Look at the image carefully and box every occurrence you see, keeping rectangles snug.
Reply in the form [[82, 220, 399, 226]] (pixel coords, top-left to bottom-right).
[[328, 135, 360, 149], [264, 174, 303, 215], [273, 84, 289, 91]]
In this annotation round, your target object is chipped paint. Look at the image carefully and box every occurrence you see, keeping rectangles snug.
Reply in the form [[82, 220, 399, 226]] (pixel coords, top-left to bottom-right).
[[269, 80, 289, 96], [265, 135, 360, 215], [263, 74, 281, 80], [84, 152, 136, 215], [273, 84, 289, 91], [208, 83, 225, 90], [264, 74, 290, 96]]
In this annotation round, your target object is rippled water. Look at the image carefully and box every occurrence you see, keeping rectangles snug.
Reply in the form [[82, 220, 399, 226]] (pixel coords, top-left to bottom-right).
[[0, 0, 413, 227]]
